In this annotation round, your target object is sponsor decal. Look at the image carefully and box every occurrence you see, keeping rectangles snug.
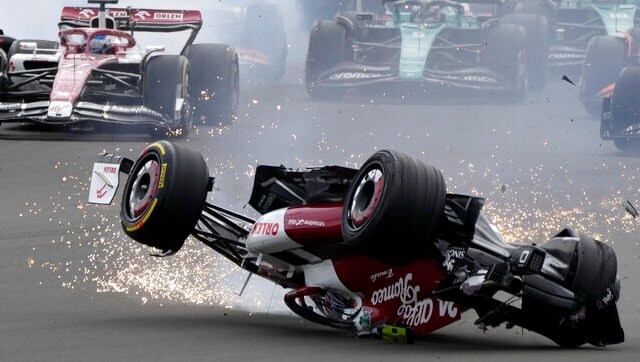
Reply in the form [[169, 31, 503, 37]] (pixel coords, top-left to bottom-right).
[[154, 12, 184, 20], [597, 288, 615, 310], [48, 102, 72, 117], [370, 268, 394, 283], [329, 72, 383, 81], [548, 53, 584, 60], [443, 247, 466, 272], [287, 219, 325, 227], [444, 74, 497, 83], [158, 163, 167, 189], [88, 162, 120, 205], [103, 165, 118, 174], [79, 9, 96, 18], [370, 273, 459, 327], [0, 103, 22, 110], [134, 10, 151, 20], [251, 222, 280, 236], [108, 10, 128, 18]]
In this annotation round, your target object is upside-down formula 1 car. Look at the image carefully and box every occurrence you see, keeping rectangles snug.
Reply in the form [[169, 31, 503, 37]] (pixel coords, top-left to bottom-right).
[[304, 0, 548, 101], [199, 0, 287, 83], [0, 0, 239, 135], [89, 140, 624, 347]]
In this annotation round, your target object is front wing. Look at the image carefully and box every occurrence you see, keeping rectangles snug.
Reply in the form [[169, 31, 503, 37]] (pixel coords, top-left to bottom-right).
[[0, 100, 176, 127], [312, 61, 514, 93]]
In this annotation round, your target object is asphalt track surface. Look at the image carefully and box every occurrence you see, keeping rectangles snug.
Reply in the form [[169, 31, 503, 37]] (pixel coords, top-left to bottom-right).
[[2, 62, 640, 361]]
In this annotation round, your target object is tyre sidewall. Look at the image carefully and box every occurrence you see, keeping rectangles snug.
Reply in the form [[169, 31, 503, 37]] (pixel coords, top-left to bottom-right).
[[342, 150, 446, 263], [143, 55, 191, 135], [121, 141, 209, 251], [184, 43, 239, 124]]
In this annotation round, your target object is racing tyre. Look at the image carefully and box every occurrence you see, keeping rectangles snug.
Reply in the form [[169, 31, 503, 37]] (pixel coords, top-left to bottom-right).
[[143, 55, 191, 137], [580, 36, 627, 117], [184, 44, 239, 125], [502, 13, 549, 91], [305, 20, 348, 100], [609, 66, 640, 152], [483, 23, 527, 102], [0, 35, 16, 55], [120, 141, 210, 252], [7, 39, 58, 59], [342, 150, 446, 264]]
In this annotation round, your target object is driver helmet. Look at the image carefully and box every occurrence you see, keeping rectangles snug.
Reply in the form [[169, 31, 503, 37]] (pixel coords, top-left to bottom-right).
[[89, 34, 108, 54]]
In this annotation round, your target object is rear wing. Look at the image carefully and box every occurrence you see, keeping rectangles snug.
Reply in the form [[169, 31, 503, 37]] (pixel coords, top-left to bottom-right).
[[59, 7, 202, 33]]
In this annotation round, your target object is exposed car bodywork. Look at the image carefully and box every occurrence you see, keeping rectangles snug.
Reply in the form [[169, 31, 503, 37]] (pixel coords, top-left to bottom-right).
[[89, 141, 624, 347]]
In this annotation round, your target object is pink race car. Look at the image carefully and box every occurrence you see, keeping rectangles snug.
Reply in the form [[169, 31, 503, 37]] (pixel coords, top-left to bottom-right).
[[0, 0, 239, 134]]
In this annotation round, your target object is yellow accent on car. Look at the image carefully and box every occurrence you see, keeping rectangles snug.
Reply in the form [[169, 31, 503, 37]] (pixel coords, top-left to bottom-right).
[[159, 163, 167, 189], [125, 198, 158, 232], [381, 325, 412, 344], [148, 142, 166, 155]]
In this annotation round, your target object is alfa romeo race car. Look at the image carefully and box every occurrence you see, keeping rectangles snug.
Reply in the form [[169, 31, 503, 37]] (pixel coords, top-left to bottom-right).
[[0, 0, 239, 134], [199, 0, 287, 82], [304, 0, 548, 101], [600, 65, 640, 151], [89, 140, 624, 347]]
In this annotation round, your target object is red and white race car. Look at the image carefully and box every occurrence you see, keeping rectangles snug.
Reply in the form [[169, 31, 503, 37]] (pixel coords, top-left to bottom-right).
[[89, 140, 624, 347], [0, 0, 239, 134]]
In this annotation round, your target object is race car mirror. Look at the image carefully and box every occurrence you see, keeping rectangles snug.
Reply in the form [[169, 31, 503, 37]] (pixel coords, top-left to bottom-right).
[[88, 153, 124, 205]]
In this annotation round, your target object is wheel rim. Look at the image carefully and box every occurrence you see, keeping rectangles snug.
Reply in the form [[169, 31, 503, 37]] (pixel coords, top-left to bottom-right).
[[348, 167, 384, 229], [127, 155, 161, 220]]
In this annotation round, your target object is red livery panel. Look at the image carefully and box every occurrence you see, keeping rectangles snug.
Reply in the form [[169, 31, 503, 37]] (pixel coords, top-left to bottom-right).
[[283, 202, 343, 246]]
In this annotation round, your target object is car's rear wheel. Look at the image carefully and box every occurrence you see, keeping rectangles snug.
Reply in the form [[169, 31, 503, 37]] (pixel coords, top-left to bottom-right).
[[580, 36, 627, 117], [342, 150, 446, 264], [120, 141, 210, 252], [502, 13, 549, 91], [184, 44, 239, 125], [483, 23, 527, 102], [305, 20, 348, 100], [609, 66, 640, 151], [143, 55, 191, 137]]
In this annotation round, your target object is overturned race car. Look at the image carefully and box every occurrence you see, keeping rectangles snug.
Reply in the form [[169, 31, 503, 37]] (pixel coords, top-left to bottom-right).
[[89, 140, 624, 348], [0, 0, 240, 135]]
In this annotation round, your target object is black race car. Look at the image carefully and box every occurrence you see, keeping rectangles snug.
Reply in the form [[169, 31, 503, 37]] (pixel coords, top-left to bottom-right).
[[305, 0, 548, 101]]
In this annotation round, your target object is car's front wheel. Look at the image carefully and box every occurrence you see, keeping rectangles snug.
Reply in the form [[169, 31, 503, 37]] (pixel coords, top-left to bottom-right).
[[120, 141, 210, 252]]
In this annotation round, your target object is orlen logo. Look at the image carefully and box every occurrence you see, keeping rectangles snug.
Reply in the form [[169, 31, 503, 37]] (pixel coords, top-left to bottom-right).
[[154, 13, 184, 20], [251, 222, 279, 236]]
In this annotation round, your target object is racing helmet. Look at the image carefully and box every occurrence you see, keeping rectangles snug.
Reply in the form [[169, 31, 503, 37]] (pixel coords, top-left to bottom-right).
[[89, 34, 108, 54]]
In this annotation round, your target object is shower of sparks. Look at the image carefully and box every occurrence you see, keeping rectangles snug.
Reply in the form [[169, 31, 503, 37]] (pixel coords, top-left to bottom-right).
[[22, 138, 640, 317]]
